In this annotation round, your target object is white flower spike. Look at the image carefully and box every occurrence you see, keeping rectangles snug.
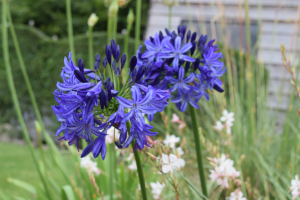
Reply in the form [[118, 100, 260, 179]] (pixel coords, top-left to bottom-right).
[[209, 154, 240, 189]]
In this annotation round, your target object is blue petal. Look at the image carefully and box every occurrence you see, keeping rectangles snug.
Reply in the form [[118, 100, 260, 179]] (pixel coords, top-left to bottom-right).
[[172, 56, 179, 72], [183, 73, 195, 83], [73, 83, 96, 91], [121, 110, 134, 123], [81, 142, 94, 157], [131, 86, 142, 103], [178, 66, 185, 80], [171, 96, 183, 103], [180, 55, 195, 63], [189, 99, 200, 109], [92, 137, 104, 158], [175, 36, 181, 51], [180, 100, 188, 112], [139, 106, 157, 115], [116, 96, 133, 108], [180, 43, 193, 53], [122, 132, 134, 148]]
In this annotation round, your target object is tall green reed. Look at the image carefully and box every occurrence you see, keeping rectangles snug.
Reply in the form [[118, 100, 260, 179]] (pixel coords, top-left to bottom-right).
[[66, 0, 75, 61], [2, 1, 53, 199], [135, 0, 142, 52]]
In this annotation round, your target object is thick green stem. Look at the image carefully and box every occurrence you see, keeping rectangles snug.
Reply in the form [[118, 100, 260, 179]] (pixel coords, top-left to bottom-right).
[[113, 15, 118, 42], [167, 100, 172, 133], [168, 6, 172, 30], [88, 26, 94, 70], [126, 122, 147, 200], [189, 105, 208, 197], [109, 144, 114, 200], [135, 0, 142, 51], [66, 0, 75, 61], [2, 1, 53, 199], [107, 14, 112, 44]]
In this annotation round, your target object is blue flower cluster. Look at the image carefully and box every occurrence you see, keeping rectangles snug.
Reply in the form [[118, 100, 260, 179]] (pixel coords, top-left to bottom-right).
[[52, 39, 172, 159], [138, 26, 226, 112]]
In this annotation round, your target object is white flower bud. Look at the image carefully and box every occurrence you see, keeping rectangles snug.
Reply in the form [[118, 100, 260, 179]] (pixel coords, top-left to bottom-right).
[[88, 13, 99, 27]]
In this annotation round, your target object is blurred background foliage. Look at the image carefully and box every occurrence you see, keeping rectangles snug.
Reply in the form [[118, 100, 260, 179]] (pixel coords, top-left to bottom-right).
[[5, 0, 149, 39], [0, 25, 138, 123]]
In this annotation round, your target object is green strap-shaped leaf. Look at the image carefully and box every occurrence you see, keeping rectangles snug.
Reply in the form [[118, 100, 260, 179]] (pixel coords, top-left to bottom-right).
[[0, 188, 11, 200], [61, 185, 76, 200], [7, 178, 36, 195]]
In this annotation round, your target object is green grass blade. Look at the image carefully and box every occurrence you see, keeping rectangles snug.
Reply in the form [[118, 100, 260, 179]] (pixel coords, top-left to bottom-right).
[[7, 178, 37, 195], [61, 185, 76, 200], [0, 188, 11, 200]]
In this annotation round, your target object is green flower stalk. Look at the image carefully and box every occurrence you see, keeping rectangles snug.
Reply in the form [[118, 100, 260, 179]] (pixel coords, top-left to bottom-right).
[[66, 0, 75, 61]]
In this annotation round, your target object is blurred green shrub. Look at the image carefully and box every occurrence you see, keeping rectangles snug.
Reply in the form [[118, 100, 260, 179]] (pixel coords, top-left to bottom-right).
[[6, 0, 149, 39], [0, 25, 137, 121]]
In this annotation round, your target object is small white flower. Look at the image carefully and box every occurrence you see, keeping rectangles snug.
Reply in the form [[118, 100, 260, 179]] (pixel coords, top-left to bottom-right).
[[209, 154, 240, 189], [226, 189, 247, 200], [137, 184, 141, 190], [150, 181, 165, 199], [291, 175, 300, 199], [214, 121, 224, 131], [106, 127, 120, 144], [87, 13, 99, 27], [80, 156, 100, 176], [220, 109, 235, 124], [175, 147, 184, 156], [163, 135, 180, 149], [128, 161, 137, 170], [161, 153, 185, 173], [28, 19, 35, 27]]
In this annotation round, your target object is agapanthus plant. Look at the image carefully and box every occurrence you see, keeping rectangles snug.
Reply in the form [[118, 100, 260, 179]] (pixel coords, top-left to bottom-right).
[[136, 25, 226, 112], [52, 39, 172, 160]]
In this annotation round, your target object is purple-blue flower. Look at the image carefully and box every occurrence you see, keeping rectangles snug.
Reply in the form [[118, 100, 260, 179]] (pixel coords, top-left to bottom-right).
[[164, 66, 195, 93], [142, 33, 171, 62], [52, 38, 172, 158], [161, 36, 195, 71]]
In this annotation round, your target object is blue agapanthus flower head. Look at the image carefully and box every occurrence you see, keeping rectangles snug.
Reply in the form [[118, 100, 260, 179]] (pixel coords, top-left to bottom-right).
[[52, 39, 172, 159], [136, 25, 226, 112]]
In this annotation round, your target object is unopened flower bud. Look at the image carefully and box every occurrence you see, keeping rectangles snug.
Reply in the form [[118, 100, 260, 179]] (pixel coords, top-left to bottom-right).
[[121, 54, 126, 69], [34, 121, 42, 135], [87, 13, 99, 27], [103, 57, 108, 68], [127, 8, 135, 25], [162, 0, 180, 7], [108, 0, 119, 17]]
